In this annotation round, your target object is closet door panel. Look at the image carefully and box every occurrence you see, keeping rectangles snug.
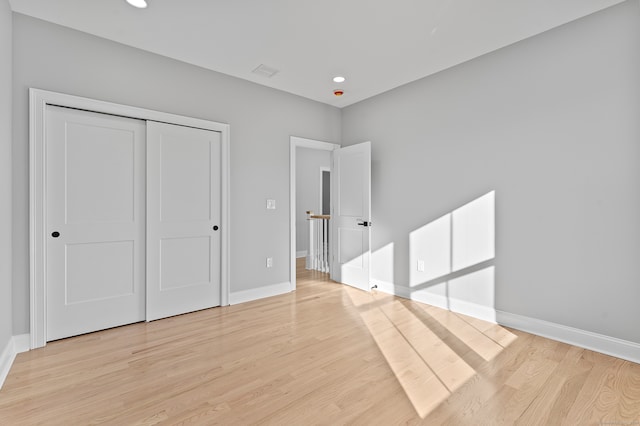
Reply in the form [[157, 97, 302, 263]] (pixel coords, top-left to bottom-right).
[[46, 105, 146, 341], [147, 121, 222, 321]]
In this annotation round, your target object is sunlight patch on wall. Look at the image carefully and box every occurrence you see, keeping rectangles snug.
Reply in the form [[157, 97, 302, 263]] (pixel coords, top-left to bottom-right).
[[410, 191, 495, 287], [449, 266, 495, 317], [452, 191, 495, 271], [408, 191, 496, 318], [409, 214, 451, 286], [371, 242, 394, 285]]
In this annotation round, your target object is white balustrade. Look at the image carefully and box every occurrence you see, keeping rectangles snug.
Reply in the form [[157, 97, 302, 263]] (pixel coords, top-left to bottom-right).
[[306, 212, 330, 273]]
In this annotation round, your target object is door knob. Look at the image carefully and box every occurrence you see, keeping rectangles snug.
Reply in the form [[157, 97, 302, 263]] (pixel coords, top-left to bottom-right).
[[213, 225, 219, 231], [357, 221, 371, 227], [51, 231, 60, 238]]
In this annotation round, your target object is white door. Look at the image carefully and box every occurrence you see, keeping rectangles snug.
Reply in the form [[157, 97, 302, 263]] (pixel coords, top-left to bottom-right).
[[146, 121, 222, 321], [46, 106, 146, 341], [331, 141, 371, 291]]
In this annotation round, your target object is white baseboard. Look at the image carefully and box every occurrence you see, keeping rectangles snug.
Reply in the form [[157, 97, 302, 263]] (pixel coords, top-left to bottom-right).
[[0, 338, 15, 390], [374, 280, 640, 364], [496, 311, 640, 364], [374, 280, 497, 323], [230, 281, 291, 305], [296, 250, 307, 259], [0, 334, 30, 390], [13, 334, 30, 353], [376, 279, 446, 307], [449, 299, 497, 323]]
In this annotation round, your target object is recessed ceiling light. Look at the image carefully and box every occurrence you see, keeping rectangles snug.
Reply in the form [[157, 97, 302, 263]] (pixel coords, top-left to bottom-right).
[[333, 76, 346, 83], [126, 0, 148, 8]]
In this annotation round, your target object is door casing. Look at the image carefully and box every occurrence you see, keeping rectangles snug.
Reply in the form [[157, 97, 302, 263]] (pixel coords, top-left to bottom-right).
[[29, 88, 230, 349]]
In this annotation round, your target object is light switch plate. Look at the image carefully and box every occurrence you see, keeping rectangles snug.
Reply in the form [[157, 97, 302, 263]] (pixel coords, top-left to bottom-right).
[[266, 199, 276, 210], [417, 259, 425, 272], [266, 257, 273, 268]]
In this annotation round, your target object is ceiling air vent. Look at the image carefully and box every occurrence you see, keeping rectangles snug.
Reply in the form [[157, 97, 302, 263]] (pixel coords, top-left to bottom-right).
[[252, 64, 279, 78]]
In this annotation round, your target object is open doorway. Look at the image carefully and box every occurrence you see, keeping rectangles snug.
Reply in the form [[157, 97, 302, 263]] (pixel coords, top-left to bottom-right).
[[296, 149, 330, 262], [290, 137, 372, 293], [289, 137, 339, 291]]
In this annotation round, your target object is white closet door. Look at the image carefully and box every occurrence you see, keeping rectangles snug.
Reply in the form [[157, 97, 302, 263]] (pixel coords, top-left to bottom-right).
[[46, 106, 146, 341], [146, 121, 222, 321]]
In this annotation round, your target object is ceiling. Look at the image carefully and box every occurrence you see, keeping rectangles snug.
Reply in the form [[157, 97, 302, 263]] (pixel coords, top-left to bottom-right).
[[9, 0, 625, 108]]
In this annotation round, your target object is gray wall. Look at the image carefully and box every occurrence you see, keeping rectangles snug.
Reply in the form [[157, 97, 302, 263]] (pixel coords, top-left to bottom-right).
[[296, 147, 330, 255], [0, 0, 12, 349], [11, 14, 341, 334], [342, 1, 640, 343]]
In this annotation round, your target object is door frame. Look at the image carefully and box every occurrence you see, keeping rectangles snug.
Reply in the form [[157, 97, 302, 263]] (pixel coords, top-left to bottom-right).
[[29, 88, 231, 349], [289, 136, 340, 291]]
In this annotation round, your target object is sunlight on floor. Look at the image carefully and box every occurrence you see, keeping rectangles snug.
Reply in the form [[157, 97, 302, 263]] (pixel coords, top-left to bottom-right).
[[418, 303, 514, 362], [345, 286, 517, 419]]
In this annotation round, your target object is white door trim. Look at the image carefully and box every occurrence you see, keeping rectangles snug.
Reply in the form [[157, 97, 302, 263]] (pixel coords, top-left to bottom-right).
[[289, 136, 340, 291], [29, 88, 231, 349]]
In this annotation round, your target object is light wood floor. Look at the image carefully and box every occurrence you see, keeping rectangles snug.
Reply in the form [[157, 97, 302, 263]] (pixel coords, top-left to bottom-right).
[[1, 260, 639, 425]]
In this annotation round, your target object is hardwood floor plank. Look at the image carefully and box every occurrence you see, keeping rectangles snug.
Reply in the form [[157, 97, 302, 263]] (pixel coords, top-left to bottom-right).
[[1, 259, 639, 424]]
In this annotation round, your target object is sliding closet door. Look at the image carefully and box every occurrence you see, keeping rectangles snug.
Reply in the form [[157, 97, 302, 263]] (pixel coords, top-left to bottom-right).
[[146, 121, 222, 321], [46, 106, 146, 341]]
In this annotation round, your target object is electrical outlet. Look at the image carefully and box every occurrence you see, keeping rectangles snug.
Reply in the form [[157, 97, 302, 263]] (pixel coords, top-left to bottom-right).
[[266, 199, 276, 210], [266, 257, 273, 268], [417, 259, 425, 272]]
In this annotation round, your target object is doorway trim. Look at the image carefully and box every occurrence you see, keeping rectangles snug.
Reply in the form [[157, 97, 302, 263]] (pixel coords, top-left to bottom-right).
[[289, 136, 340, 291], [29, 88, 231, 349]]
